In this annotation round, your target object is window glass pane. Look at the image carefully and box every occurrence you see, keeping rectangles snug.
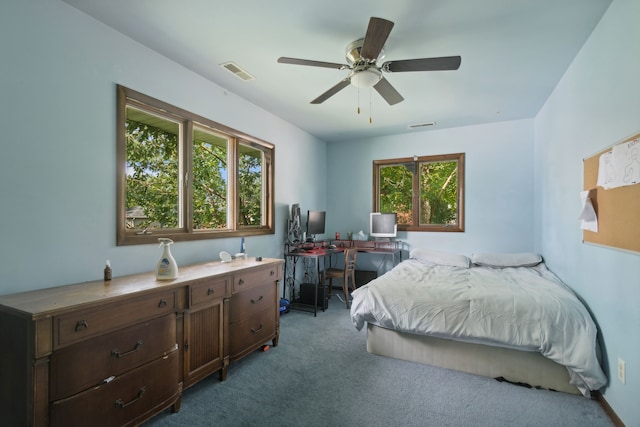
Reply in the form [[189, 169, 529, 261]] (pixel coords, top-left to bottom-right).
[[379, 164, 413, 224], [238, 143, 264, 226], [192, 127, 228, 230], [125, 106, 181, 230], [419, 160, 458, 225]]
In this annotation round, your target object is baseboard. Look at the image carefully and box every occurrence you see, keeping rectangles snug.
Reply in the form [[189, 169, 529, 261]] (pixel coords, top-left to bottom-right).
[[594, 391, 625, 427]]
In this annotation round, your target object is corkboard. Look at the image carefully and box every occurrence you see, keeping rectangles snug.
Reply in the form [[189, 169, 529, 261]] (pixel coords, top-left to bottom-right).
[[582, 132, 640, 254]]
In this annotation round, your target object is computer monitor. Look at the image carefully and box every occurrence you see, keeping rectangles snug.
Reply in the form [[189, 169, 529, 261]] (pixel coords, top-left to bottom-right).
[[370, 212, 397, 238], [306, 210, 326, 241]]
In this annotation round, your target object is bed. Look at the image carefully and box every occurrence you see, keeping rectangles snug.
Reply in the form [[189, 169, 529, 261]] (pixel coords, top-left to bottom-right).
[[350, 249, 607, 397]]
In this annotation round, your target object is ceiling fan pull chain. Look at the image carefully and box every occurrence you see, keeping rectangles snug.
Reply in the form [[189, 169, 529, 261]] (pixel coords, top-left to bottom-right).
[[357, 84, 361, 114]]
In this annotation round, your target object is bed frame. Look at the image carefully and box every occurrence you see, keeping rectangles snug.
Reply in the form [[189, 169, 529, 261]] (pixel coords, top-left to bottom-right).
[[366, 323, 581, 395]]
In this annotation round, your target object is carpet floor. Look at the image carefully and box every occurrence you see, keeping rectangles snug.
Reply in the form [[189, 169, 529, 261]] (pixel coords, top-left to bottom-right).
[[145, 293, 614, 427]]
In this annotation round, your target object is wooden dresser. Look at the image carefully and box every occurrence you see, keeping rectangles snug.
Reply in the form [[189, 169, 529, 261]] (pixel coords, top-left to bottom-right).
[[0, 257, 282, 426]]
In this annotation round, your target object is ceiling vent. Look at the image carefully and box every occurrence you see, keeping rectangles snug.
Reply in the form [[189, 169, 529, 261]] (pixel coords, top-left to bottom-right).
[[409, 122, 436, 129], [220, 62, 255, 81]]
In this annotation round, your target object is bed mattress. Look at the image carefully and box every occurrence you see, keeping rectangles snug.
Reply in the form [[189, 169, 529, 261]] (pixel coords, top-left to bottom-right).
[[350, 259, 606, 396], [366, 323, 580, 395]]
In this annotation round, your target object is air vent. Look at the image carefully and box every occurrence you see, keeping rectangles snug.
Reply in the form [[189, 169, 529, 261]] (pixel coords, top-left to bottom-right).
[[409, 122, 436, 129], [220, 62, 255, 81]]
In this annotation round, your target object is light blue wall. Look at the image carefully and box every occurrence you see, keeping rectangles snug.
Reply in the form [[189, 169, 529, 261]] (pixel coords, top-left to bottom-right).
[[326, 119, 536, 260], [0, 0, 327, 294], [534, 0, 639, 424]]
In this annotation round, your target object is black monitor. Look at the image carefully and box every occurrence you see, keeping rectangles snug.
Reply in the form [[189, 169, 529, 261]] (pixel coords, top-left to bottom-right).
[[306, 210, 326, 241], [370, 212, 397, 238]]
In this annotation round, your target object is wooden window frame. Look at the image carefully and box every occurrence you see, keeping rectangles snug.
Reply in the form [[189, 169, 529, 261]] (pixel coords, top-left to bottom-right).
[[116, 85, 275, 245], [373, 153, 465, 232]]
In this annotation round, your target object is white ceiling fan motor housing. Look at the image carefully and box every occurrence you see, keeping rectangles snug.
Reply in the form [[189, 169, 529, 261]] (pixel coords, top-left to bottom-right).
[[345, 38, 384, 88]]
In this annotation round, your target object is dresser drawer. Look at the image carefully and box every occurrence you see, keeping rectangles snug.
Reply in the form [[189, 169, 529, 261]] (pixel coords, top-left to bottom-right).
[[228, 308, 276, 357], [55, 290, 176, 348], [50, 313, 177, 401], [50, 347, 180, 427], [229, 282, 276, 323], [233, 264, 281, 293], [189, 276, 230, 308]]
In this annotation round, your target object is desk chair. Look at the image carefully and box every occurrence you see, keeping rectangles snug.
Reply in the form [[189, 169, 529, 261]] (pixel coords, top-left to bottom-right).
[[324, 248, 358, 309]]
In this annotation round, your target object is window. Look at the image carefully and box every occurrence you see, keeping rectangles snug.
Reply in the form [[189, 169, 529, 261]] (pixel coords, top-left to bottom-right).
[[117, 85, 274, 245], [373, 153, 464, 232]]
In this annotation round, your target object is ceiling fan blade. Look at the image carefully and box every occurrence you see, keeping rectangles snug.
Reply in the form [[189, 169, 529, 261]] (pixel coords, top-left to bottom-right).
[[310, 78, 351, 104], [374, 77, 404, 105], [278, 57, 349, 70], [383, 56, 461, 73], [380, 56, 462, 73], [360, 17, 394, 62]]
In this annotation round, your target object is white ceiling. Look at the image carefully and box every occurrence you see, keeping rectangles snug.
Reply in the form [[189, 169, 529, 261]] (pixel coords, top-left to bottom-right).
[[63, 0, 611, 142]]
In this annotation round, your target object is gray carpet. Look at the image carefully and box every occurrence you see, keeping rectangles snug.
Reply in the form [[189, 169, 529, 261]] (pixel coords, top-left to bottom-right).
[[145, 294, 614, 427]]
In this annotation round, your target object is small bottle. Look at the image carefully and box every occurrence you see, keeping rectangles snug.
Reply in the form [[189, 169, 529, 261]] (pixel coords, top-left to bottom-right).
[[104, 260, 112, 281]]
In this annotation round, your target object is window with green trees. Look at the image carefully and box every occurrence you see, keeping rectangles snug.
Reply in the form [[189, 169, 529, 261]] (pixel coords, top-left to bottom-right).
[[373, 153, 464, 232], [117, 85, 274, 245]]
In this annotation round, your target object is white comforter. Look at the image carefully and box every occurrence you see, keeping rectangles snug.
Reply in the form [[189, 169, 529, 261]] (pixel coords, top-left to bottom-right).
[[350, 260, 607, 396]]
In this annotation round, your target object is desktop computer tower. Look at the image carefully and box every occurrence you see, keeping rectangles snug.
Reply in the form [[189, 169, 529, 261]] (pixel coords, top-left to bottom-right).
[[325, 271, 377, 292], [299, 283, 328, 309], [355, 270, 377, 287]]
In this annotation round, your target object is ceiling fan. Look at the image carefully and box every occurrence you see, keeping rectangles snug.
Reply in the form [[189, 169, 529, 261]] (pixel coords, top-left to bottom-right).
[[278, 17, 461, 106]]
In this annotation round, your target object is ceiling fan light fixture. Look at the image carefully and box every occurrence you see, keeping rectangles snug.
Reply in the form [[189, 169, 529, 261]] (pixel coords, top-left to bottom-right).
[[350, 68, 382, 88]]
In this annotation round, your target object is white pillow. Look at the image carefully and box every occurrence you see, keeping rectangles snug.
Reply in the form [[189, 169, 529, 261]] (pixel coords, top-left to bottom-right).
[[410, 248, 470, 268], [471, 252, 542, 268]]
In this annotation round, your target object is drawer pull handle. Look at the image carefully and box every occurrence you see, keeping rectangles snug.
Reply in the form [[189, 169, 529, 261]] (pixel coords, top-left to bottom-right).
[[111, 340, 143, 358], [75, 320, 88, 332], [250, 296, 264, 304], [158, 299, 168, 308], [115, 386, 146, 409], [270, 270, 275, 276], [207, 288, 215, 295], [238, 278, 245, 285], [251, 323, 264, 334]]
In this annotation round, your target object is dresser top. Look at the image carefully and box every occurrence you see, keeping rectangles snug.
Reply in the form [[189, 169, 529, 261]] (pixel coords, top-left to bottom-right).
[[0, 257, 283, 319]]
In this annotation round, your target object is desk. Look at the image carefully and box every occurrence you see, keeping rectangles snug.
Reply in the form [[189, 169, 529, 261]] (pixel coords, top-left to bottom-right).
[[283, 240, 403, 315], [283, 244, 341, 316], [330, 239, 403, 268]]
